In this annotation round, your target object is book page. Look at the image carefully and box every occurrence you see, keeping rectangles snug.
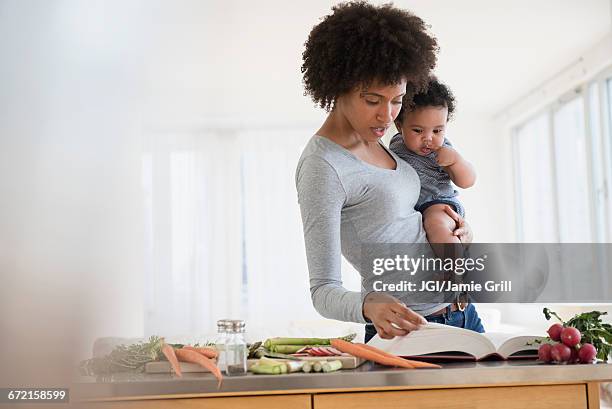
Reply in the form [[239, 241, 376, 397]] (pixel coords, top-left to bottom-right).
[[497, 335, 545, 358], [368, 323, 496, 359]]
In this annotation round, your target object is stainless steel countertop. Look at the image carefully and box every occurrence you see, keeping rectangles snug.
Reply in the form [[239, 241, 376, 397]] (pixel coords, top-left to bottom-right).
[[73, 360, 612, 401]]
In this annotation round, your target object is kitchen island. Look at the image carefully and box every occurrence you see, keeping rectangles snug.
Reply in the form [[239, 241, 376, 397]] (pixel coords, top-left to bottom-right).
[[75, 360, 612, 408]]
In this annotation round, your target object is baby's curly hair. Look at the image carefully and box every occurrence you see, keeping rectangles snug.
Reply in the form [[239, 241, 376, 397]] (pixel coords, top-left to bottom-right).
[[395, 77, 456, 124], [302, 1, 438, 111]]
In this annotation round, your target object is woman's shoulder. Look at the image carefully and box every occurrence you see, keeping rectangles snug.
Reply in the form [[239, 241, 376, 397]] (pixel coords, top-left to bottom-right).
[[297, 135, 354, 173]]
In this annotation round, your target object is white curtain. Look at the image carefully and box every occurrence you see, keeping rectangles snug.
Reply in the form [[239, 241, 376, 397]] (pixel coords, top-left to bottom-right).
[[142, 127, 335, 340], [239, 129, 320, 330], [143, 130, 243, 340]]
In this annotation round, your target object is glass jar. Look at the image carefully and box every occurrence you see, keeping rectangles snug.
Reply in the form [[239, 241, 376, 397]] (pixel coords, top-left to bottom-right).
[[224, 319, 247, 376], [214, 319, 229, 373]]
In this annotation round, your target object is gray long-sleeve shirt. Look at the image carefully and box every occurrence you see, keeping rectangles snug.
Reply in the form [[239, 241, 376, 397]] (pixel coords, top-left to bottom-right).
[[296, 135, 445, 323]]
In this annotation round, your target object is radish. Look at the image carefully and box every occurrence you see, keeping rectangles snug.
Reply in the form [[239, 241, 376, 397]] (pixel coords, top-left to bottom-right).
[[547, 323, 563, 341], [560, 327, 581, 347], [550, 343, 571, 363], [538, 344, 552, 363], [578, 343, 597, 364]]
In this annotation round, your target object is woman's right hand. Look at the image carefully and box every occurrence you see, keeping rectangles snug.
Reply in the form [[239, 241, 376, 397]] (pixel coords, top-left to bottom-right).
[[362, 292, 427, 339]]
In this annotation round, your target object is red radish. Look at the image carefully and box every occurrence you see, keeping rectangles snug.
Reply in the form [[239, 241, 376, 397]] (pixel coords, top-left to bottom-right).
[[560, 327, 581, 347], [578, 343, 597, 364], [569, 347, 579, 364], [550, 343, 572, 363], [538, 344, 552, 363], [310, 348, 325, 356], [547, 323, 563, 341]]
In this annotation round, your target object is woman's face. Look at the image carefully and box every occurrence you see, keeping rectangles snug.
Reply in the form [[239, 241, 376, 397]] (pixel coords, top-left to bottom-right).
[[336, 79, 407, 142], [399, 106, 448, 156]]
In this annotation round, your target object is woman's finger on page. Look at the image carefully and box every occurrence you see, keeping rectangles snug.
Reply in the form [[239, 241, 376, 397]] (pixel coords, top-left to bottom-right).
[[392, 303, 428, 325], [375, 323, 397, 339], [384, 322, 409, 337], [390, 316, 420, 332]]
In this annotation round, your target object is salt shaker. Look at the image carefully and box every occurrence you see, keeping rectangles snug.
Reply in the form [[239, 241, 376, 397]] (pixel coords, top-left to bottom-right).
[[224, 319, 247, 376], [214, 319, 229, 373]]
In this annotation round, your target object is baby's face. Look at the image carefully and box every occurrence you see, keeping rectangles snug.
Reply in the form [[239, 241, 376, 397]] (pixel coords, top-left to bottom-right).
[[398, 106, 448, 156]]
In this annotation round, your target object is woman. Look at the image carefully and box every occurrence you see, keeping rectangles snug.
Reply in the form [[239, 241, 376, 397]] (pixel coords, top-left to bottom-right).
[[296, 2, 484, 342]]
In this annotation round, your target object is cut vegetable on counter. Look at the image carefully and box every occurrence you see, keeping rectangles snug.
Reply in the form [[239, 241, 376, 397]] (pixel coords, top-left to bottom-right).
[[80, 336, 224, 387], [331, 339, 441, 369], [263, 334, 356, 353]]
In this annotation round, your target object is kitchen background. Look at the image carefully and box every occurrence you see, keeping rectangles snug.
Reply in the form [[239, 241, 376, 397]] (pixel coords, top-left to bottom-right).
[[1, 0, 611, 381]]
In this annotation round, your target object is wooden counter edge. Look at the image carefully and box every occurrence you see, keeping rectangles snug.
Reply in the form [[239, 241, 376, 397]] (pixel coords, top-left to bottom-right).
[[75, 381, 600, 403]]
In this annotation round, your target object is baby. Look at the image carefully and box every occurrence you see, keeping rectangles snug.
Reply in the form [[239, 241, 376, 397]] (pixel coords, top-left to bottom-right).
[[390, 78, 476, 246]]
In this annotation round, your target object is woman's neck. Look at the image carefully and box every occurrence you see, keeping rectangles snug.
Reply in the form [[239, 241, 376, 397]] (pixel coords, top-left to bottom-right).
[[317, 110, 374, 151]]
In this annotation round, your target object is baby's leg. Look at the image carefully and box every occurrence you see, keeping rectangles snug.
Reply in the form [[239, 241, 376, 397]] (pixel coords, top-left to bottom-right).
[[423, 204, 464, 277], [422, 204, 461, 248]]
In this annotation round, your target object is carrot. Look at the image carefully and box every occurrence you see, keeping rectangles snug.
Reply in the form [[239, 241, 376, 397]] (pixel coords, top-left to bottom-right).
[[175, 348, 223, 388], [360, 343, 441, 369], [182, 346, 218, 359], [331, 339, 441, 369], [161, 343, 182, 377]]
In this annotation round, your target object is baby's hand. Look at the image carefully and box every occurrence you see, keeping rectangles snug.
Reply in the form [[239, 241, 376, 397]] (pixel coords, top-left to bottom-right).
[[434, 146, 458, 167]]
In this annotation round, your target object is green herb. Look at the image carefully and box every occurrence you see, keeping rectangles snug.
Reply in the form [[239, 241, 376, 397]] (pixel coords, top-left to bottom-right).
[[543, 308, 612, 361], [79, 336, 166, 376]]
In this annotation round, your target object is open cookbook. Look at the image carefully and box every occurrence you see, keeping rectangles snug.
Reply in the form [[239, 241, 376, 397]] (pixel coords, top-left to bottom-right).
[[367, 323, 546, 361]]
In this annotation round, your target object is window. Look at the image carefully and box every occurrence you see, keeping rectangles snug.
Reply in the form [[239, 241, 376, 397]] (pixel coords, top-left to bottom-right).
[[141, 128, 325, 337], [514, 113, 556, 242], [513, 68, 612, 243], [552, 95, 591, 242]]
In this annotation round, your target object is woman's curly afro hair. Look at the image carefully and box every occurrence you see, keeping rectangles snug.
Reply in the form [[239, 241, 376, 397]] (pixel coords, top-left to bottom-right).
[[395, 77, 456, 124], [302, 1, 438, 111]]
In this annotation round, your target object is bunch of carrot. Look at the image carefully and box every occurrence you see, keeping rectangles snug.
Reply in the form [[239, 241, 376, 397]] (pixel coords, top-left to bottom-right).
[[161, 343, 223, 388], [330, 339, 441, 369]]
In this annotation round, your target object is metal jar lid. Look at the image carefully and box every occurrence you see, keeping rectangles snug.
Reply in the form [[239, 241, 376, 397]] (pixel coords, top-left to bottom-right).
[[216, 319, 231, 331], [225, 319, 246, 333]]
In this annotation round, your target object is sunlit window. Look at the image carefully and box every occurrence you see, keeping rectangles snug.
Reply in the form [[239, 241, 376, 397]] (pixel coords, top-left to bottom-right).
[[513, 70, 612, 243]]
